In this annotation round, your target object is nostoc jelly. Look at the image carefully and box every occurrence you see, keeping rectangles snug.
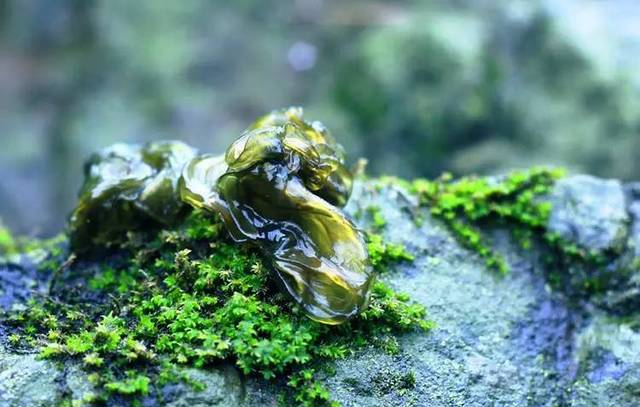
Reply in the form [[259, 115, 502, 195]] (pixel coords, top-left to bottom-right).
[[69, 108, 374, 324], [69, 141, 197, 250]]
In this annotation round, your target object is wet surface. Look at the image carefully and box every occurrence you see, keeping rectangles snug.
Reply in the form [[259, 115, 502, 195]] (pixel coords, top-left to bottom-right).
[[0, 260, 49, 311]]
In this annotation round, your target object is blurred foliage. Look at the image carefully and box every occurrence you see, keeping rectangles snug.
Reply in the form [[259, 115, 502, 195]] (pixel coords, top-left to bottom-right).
[[0, 0, 639, 235], [331, 7, 640, 178]]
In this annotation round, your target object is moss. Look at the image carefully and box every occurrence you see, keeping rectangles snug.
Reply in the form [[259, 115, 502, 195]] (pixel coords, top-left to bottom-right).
[[7, 210, 431, 407], [0, 228, 67, 281], [370, 368, 416, 396], [399, 167, 566, 274], [0, 222, 17, 255], [88, 267, 137, 294], [0, 221, 65, 264], [365, 205, 387, 231], [367, 233, 414, 273], [105, 372, 151, 396], [377, 167, 620, 296], [56, 396, 73, 407]]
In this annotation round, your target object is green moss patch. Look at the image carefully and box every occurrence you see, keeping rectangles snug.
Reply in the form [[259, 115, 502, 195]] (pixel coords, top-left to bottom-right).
[[366, 233, 414, 273], [0, 222, 17, 256], [375, 168, 622, 296], [5, 211, 432, 407], [407, 167, 564, 273]]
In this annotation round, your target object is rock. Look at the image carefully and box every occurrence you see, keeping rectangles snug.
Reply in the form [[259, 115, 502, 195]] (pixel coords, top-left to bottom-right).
[[0, 352, 63, 406], [590, 183, 640, 314], [163, 366, 244, 407], [570, 313, 640, 407], [66, 364, 98, 405], [2, 175, 640, 406], [63, 363, 245, 407], [0, 260, 50, 312], [548, 175, 629, 254], [312, 182, 577, 406], [625, 183, 640, 258], [0, 260, 63, 406]]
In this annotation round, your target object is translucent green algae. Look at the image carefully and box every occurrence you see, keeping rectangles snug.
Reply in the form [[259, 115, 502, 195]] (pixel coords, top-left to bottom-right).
[[69, 107, 373, 325], [69, 141, 197, 250], [183, 108, 371, 324]]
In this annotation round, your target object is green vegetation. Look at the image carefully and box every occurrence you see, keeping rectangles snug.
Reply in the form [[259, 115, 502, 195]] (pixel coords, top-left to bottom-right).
[[332, 7, 640, 182], [365, 205, 387, 231], [399, 167, 565, 274], [366, 233, 414, 273], [6, 210, 431, 407], [3, 2, 640, 241], [370, 368, 416, 396], [0, 220, 66, 274], [0, 222, 17, 255], [0, 221, 63, 258], [375, 167, 616, 294]]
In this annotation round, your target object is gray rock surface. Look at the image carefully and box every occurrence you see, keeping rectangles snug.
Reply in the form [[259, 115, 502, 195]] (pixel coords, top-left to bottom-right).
[[626, 183, 640, 258], [0, 352, 63, 407], [67, 364, 98, 404], [548, 175, 629, 253], [164, 367, 244, 407], [570, 313, 640, 407], [317, 182, 576, 407], [2, 175, 640, 407]]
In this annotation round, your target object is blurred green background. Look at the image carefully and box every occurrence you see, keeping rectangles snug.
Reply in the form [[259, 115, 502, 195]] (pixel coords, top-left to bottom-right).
[[1, 0, 639, 236]]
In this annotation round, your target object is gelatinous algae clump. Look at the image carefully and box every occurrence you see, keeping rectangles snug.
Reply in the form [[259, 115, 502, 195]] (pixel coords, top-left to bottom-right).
[[69, 141, 197, 251], [69, 108, 373, 324]]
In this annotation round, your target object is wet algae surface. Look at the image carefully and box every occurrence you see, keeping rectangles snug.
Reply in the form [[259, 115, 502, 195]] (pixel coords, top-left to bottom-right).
[[70, 107, 372, 325], [1, 109, 640, 407]]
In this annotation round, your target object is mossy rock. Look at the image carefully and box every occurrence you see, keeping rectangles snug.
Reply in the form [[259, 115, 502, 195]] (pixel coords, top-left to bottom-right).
[[2, 172, 640, 406]]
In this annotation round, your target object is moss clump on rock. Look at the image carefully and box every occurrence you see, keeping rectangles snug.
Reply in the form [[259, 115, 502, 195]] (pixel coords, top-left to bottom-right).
[[374, 167, 631, 299], [372, 168, 562, 273], [0, 220, 65, 264], [366, 233, 414, 274], [6, 210, 431, 407], [0, 222, 17, 256]]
